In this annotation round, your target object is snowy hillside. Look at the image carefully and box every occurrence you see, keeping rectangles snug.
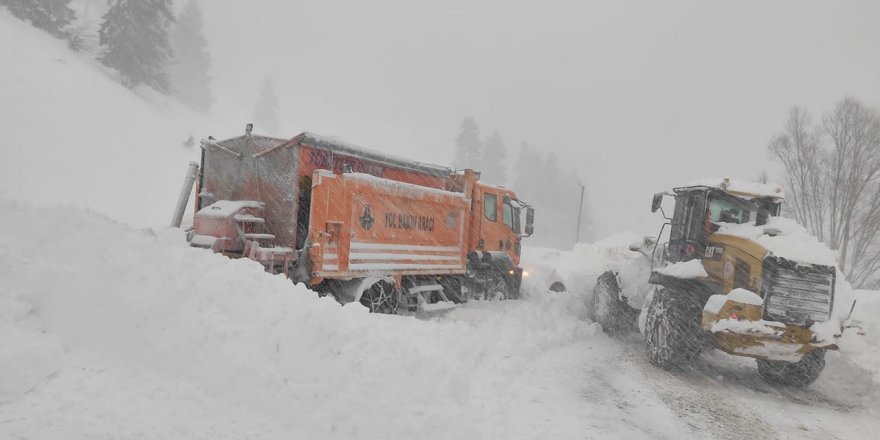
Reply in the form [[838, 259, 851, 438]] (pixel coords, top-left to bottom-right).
[[0, 10, 203, 228]]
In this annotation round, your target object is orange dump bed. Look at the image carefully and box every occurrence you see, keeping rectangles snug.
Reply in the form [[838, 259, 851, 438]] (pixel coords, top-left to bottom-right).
[[307, 170, 469, 282]]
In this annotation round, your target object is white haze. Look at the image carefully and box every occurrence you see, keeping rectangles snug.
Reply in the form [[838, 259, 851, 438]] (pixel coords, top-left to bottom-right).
[[191, 0, 880, 241], [206, 1, 880, 239]]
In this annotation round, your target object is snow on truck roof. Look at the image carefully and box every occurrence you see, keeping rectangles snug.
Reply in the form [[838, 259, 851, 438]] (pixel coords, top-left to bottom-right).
[[299, 132, 452, 176], [207, 131, 452, 177], [678, 178, 785, 200], [316, 170, 466, 199]]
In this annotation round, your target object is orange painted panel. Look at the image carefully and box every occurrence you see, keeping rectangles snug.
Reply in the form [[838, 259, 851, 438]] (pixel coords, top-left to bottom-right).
[[308, 170, 468, 282]]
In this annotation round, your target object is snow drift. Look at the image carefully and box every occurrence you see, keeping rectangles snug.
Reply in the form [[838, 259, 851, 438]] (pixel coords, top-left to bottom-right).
[[0, 200, 602, 439], [2, 201, 879, 438]]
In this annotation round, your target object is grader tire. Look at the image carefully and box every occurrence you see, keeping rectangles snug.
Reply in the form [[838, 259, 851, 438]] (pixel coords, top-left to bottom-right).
[[757, 349, 826, 387], [644, 287, 704, 370], [590, 271, 636, 335]]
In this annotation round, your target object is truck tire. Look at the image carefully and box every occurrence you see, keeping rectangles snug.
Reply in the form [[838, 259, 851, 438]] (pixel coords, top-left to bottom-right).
[[485, 271, 511, 301], [756, 349, 826, 387], [590, 271, 637, 335], [644, 287, 703, 369], [360, 281, 398, 314]]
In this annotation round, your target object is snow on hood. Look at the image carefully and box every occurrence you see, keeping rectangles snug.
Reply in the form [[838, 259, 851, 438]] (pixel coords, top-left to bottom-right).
[[718, 216, 836, 266], [704, 288, 764, 314], [655, 259, 708, 279], [685, 178, 785, 200]]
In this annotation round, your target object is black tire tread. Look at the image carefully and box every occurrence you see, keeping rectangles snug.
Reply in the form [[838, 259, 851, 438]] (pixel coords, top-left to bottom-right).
[[756, 349, 826, 387], [644, 287, 704, 369]]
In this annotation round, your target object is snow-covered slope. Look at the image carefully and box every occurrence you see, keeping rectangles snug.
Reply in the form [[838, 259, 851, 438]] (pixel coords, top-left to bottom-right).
[[2, 201, 879, 439], [0, 200, 601, 439], [0, 10, 203, 228]]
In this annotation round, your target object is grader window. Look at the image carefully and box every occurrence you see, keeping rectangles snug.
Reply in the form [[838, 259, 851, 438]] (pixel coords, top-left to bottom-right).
[[669, 191, 708, 262], [708, 196, 758, 225]]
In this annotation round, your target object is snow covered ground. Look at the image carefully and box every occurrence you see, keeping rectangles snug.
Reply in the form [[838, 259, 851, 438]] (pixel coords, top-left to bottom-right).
[[2, 7, 880, 440], [1, 202, 878, 439]]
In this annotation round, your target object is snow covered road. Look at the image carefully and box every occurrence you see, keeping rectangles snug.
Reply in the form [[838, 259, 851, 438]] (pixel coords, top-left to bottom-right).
[[1, 201, 878, 439]]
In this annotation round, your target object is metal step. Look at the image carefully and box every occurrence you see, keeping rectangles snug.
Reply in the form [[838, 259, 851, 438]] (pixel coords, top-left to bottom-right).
[[242, 233, 276, 240], [233, 214, 266, 224]]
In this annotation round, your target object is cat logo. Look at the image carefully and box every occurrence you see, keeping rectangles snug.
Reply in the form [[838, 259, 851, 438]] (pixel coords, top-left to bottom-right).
[[360, 205, 374, 230]]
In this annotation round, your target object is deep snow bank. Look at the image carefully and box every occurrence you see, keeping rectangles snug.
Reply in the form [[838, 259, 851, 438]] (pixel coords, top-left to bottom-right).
[[0, 200, 599, 439], [522, 233, 653, 305], [840, 290, 880, 382]]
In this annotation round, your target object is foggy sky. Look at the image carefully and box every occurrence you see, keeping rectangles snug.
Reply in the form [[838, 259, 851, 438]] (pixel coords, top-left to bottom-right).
[[199, 0, 880, 243]]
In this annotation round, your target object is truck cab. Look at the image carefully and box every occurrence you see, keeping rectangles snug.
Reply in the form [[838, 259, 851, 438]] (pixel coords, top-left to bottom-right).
[[471, 183, 531, 265]]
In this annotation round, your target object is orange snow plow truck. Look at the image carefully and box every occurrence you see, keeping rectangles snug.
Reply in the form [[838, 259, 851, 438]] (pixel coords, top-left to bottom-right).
[[183, 124, 535, 313]]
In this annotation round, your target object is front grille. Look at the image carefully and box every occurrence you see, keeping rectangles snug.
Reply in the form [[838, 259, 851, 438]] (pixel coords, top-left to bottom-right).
[[762, 256, 835, 326]]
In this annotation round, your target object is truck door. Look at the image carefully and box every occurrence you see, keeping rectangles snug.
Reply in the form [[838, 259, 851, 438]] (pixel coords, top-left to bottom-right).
[[477, 189, 518, 256], [501, 196, 521, 259]]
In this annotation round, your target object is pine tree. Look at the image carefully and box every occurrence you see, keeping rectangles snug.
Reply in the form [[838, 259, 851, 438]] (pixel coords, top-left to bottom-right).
[[254, 77, 281, 134], [453, 117, 482, 170], [512, 143, 541, 200], [98, 0, 175, 92], [512, 144, 590, 248], [480, 130, 508, 185], [2, 0, 76, 38], [170, 0, 212, 110]]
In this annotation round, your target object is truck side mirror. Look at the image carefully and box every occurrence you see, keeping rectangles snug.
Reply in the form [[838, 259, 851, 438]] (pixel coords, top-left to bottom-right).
[[651, 193, 664, 213], [525, 207, 535, 236]]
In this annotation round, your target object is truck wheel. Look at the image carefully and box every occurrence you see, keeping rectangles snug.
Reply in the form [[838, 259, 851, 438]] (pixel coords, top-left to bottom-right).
[[360, 281, 398, 314], [644, 287, 703, 369], [757, 349, 826, 387], [486, 273, 509, 300], [590, 271, 637, 335]]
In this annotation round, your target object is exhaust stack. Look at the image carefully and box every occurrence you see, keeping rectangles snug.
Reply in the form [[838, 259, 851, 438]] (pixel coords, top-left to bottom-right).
[[171, 161, 200, 228]]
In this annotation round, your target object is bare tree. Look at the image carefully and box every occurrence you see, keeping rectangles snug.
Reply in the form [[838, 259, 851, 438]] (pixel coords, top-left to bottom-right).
[[769, 97, 880, 287], [768, 107, 826, 240], [848, 189, 880, 287], [822, 98, 880, 276]]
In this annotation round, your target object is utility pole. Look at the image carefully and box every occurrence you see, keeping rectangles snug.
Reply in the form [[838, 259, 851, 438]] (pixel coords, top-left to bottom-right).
[[576, 183, 585, 244]]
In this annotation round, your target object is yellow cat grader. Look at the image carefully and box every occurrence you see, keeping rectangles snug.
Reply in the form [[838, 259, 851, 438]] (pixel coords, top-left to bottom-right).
[[591, 178, 845, 387]]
